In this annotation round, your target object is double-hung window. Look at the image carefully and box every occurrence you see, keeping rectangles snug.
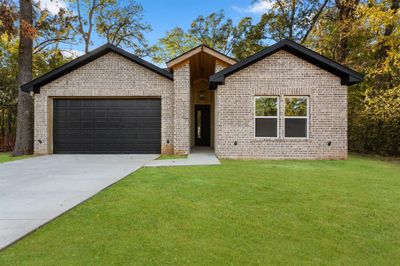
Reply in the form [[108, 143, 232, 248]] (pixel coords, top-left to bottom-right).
[[284, 96, 308, 138], [255, 96, 279, 138]]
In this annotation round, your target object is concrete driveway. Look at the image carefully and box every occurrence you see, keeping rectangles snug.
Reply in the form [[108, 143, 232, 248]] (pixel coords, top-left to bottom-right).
[[0, 154, 157, 250]]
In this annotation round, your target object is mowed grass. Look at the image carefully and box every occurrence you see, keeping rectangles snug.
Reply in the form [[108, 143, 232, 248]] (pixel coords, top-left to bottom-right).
[[0, 152, 32, 163], [1, 155, 400, 265], [156, 154, 188, 160]]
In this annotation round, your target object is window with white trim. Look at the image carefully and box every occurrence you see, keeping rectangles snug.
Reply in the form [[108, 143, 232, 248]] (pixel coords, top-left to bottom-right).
[[255, 96, 279, 138], [284, 96, 308, 138]]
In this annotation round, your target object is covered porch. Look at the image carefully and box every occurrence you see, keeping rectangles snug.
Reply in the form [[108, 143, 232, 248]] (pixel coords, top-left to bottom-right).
[[167, 45, 236, 154]]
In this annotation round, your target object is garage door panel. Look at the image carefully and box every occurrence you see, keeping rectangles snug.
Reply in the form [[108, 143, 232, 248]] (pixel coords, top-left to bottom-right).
[[53, 99, 161, 154], [81, 121, 95, 129], [68, 100, 84, 107], [81, 110, 94, 119], [54, 100, 69, 108], [81, 100, 95, 107]]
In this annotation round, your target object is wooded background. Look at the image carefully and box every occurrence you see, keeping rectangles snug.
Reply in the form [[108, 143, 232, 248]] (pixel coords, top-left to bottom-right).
[[1, 0, 399, 156]]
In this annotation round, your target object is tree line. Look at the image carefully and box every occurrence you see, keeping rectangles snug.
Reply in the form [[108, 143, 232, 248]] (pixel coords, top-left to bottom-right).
[[1, 0, 399, 156]]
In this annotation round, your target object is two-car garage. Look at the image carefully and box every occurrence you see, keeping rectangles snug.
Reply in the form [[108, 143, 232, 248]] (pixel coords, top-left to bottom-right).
[[21, 44, 174, 155], [53, 99, 161, 154]]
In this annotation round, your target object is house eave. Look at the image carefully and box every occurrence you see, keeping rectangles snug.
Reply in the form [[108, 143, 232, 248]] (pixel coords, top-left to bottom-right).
[[209, 38, 364, 89], [21, 44, 173, 93]]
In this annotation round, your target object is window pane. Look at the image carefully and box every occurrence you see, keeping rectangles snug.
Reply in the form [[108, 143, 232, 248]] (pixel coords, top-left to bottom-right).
[[197, 111, 201, 138], [256, 118, 277, 137], [285, 118, 307, 138], [256, 97, 277, 116], [285, 97, 307, 116]]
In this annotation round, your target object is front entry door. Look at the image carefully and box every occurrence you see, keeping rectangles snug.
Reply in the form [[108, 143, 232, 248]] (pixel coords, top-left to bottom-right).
[[195, 105, 211, 146]]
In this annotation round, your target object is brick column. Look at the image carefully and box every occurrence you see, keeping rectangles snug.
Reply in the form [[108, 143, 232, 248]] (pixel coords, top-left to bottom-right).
[[214, 60, 228, 156], [173, 62, 191, 155]]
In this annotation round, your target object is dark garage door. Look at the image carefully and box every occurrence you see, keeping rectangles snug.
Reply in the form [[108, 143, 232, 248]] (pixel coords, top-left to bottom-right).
[[53, 99, 161, 154]]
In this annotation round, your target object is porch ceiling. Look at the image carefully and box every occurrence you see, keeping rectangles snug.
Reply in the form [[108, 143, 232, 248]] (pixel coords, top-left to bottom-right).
[[166, 45, 237, 72]]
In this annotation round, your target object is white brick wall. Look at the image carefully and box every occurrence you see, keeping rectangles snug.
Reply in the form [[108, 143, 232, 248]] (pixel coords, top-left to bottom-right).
[[215, 50, 348, 159]]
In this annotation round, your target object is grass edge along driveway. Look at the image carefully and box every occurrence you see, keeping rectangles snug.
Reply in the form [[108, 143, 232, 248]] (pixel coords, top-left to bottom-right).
[[0, 152, 33, 163]]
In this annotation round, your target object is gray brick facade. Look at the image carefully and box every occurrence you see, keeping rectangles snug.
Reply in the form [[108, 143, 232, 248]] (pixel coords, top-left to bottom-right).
[[33, 46, 350, 159], [214, 50, 348, 159], [34, 52, 174, 154], [172, 62, 191, 155]]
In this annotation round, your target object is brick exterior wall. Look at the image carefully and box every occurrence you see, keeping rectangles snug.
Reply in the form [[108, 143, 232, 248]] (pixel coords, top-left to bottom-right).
[[214, 60, 229, 153], [34, 52, 174, 154], [34, 49, 348, 159], [215, 50, 348, 159], [172, 62, 191, 155]]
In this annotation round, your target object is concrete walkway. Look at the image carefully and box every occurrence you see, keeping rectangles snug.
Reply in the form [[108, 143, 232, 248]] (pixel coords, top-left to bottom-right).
[[0, 154, 157, 250], [145, 148, 220, 167]]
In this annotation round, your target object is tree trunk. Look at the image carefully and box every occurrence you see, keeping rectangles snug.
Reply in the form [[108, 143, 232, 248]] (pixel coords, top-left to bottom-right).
[[335, 0, 359, 62], [372, 0, 399, 92], [1, 110, 4, 138], [4, 110, 11, 150], [376, 0, 399, 60], [12, 0, 33, 156], [288, 0, 297, 39], [84, 38, 89, 53]]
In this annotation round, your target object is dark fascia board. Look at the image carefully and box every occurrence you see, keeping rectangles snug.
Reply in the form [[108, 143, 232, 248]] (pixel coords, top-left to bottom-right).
[[165, 44, 238, 65], [22, 43, 173, 93], [209, 38, 364, 89]]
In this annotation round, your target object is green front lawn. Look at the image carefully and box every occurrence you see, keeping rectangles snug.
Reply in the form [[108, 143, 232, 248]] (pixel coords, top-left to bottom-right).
[[1, 155, 400, 265], [0, 152, 32, 163]]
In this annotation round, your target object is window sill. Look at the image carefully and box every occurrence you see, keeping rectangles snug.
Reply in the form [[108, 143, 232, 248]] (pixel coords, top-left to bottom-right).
[[251, 137, 310, 143], [283, 137, 309, 141]]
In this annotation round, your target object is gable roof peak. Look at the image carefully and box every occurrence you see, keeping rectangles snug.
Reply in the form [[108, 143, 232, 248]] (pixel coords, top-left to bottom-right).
[[166, 44, 237, 69], [209, 39, 363, 89], [21, 43, 173, 93]]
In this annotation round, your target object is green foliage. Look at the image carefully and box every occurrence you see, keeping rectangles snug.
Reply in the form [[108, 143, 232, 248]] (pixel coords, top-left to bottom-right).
[[309, 0, 400, 155], [96, 1, 152, 56], [151, 27, 198, 63], [151, 10, 264, 63], [285, 97, 307, 116], [33, 2, 77, 54], [0, 35, 18, 150], [256, 0, 332, 43], [0, 25, 75, 151], [0, 152, 32, 163], [157, 154, 188, 160], [67, 0, 150, 54], [0, 0, 18, 36], [255, 97, 278, 116]]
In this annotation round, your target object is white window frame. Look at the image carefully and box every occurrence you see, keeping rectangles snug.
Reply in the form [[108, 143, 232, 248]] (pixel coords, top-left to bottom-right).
[[283, 96, 309, 139], [254, 96, 279, 139]]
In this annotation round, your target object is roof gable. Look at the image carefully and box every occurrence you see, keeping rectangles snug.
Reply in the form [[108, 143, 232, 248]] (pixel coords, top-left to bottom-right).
[[22, 44, 173, 93], [166, 44, 237, 69], [209, 39, 363, 89]]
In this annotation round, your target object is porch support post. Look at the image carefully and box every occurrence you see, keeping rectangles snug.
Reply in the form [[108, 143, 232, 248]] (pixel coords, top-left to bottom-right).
[[214, 60, 229, 157], [173, 62, 191, 155]]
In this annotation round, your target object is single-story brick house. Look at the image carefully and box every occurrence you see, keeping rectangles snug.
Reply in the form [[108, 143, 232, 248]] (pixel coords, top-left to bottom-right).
[[22, 39, 363, 159]]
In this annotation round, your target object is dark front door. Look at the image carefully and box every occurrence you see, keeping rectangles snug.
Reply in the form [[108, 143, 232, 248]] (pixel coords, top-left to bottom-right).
[[195, 105, 211, 146], [53, 99, 161, 154]]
